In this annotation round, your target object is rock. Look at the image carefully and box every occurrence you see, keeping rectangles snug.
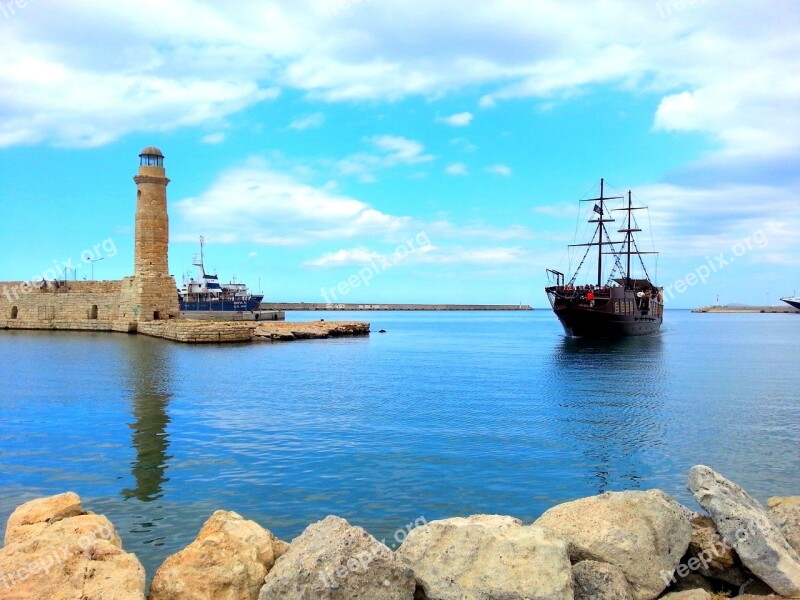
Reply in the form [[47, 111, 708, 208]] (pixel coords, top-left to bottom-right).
[[397, 515, 573, 600], [689, 515, 738, 572], [0, 499, 144, 600], [681, 514, 749, 587], [534, 490, 692, 600], [668, 572, 714, 594], [739, 578, 784, 596], [259, 515, 415, 600], [687, 465, 800, 598], [444, 513, 524, 528], [149, 510, 278, 600], [4, 491, 85, 545], [573, 560, 633, 600], [272, 538, 290, 560], [659, 589, 711, 600], [769, 497, 800, 554]]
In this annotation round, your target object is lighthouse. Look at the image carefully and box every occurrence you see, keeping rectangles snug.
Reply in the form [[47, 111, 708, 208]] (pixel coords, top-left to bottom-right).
[[134, 147, 171, 278], [118, 147, 180, 322]]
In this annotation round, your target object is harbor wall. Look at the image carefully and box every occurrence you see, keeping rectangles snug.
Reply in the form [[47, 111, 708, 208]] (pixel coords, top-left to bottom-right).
[[261, 302, 533, 311], [0, 280, 125, 326]]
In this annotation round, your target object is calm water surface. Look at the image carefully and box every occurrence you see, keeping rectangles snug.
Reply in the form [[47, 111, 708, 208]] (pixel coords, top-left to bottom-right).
[[1, 310, 798, 576]]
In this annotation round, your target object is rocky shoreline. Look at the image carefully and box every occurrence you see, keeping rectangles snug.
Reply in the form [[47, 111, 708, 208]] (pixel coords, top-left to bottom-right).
[[1, 465, 798, 599]]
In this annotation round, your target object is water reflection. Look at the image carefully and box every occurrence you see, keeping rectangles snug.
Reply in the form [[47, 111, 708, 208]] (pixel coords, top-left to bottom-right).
[[121, 337, 173, 502], [548, 334, 667, 494]]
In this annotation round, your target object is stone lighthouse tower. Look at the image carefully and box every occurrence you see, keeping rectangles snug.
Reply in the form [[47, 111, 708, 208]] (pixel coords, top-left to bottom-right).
[[118, 147, 180, 323]]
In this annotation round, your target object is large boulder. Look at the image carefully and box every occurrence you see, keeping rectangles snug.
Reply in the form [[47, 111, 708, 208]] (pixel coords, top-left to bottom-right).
[[149, 510, 282, 600], [0, 494, 144, 600], [769, 497, 800, 555], [572, 560, 633, 600], [534, 490, 692, 600], [396, 515, 573, 600], [4, 491, 85, 545], [687, 465, 800, 598], [259, 515, 415, 600]]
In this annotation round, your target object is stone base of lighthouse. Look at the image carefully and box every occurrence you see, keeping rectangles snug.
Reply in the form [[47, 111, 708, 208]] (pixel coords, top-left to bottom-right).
[[118, 274, 180, 323]]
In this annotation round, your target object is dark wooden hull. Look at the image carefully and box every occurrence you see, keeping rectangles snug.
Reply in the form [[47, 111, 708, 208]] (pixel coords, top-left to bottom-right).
[[553, 305, 661, 337], [545, 285, 663, 338]]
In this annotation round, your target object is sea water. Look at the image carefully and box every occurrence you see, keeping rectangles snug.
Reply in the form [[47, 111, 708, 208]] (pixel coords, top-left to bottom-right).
[[0, 310, 798, 575]]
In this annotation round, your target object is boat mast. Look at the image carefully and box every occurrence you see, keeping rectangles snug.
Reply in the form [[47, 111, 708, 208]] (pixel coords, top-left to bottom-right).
[[614, 191, 656, 288], [570, 179, 622, 285], [194, 236, 207, 277], [597, 179, 604, 287], [626, 191, 632, 288]]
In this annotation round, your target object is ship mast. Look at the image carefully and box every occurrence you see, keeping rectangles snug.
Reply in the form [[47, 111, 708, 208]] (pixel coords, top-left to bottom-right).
[[193, 236, 207, 277], [572, 178, 622, 287], [613, 191, 657, 289], [597, 180, 604, 287], [627, 191, 632, 287]]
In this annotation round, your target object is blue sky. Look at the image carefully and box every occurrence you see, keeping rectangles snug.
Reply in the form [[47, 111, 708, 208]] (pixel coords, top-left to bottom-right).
[[0, 1, 797, 308]]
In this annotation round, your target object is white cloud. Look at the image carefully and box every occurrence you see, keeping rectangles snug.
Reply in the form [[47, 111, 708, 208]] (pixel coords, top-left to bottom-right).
[[370, 135, 434, 164], [639, 182, 799, 263], [445, 163, 468, 176], [201, 132, 226, 144], [304, 247, 384, 268], [174, 160, 413, 245], [306, 243, 528, 268], [439, 112, 474, 127], [1, 0, 797, 177], [174, 158, 536, 248], [288, 112, 325, 130], [486, 164, 511, 176], [417, 246, 530, 266], [336, 135, 434, 178]]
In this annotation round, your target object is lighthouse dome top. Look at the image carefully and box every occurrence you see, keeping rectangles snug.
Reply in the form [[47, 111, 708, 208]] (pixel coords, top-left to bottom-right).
[[139, 146, 164, 167], [139, 146, 163, 157]]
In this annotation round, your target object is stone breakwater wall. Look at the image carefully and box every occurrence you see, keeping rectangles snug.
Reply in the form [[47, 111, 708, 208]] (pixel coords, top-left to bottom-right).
[[1, 465, 798, 600], [0, 281, 370, 343], [0, 280, 125, 325], [262, 302, 534, 311], [135, 320, 371, 343]]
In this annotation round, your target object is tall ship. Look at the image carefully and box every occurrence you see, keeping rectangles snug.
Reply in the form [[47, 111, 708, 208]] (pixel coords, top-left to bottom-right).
[[545, 179, 663, 337], [178, 237, 264, 312], [780, 296, 800, 311]]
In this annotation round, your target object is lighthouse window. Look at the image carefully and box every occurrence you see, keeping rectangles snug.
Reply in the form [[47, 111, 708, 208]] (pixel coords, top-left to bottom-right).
[[139, 155, 164, 167]]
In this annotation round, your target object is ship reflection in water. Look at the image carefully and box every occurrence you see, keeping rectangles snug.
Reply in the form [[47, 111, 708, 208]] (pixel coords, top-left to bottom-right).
[[546, 333, 666, 494], [121, 337, 173, 503]]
